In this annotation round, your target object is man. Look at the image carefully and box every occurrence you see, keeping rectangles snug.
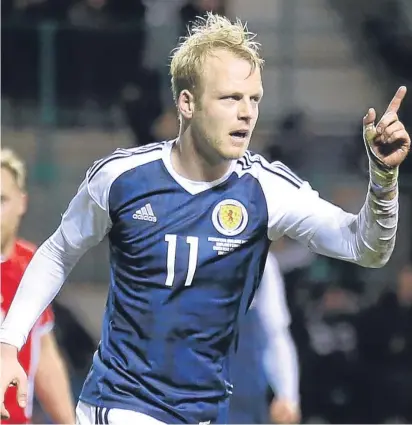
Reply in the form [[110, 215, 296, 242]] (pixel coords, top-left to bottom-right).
[[0, 13, 409, 425], [225, 250, 300, 424], [0, 148, 75, 424]]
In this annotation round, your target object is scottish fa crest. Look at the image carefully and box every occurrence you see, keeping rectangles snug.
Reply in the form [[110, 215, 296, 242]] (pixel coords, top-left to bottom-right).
[[212, 199, 248, 236]]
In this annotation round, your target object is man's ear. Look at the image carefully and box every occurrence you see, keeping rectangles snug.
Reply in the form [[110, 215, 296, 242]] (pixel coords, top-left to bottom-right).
[[177, 89, 195, 119]]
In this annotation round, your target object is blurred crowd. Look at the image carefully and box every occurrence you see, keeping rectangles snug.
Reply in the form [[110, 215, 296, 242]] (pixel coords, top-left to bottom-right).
[[286, 257, 412, 424], [2, 0, 412, 175], [2, 0, 225, 144]]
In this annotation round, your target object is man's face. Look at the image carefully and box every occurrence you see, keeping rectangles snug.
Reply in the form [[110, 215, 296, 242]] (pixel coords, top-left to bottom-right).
[[187, 49, 263, 162], [0, 167, 27, 249]]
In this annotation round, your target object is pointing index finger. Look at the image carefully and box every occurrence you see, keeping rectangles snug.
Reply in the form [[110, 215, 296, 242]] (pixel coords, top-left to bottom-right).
[[385, 86, 407, 114]]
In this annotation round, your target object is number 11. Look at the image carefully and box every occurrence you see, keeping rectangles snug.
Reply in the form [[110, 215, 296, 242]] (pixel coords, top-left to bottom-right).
[[164, 234, 199, 287]]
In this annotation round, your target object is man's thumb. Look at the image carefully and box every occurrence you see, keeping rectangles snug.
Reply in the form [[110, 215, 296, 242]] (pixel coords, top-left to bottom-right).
[[15, 377, 28, 408], [363, 107, 377, 142]]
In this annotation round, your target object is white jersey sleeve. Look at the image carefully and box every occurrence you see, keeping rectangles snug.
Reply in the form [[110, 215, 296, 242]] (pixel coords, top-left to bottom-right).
[[61, 175, 112, 249], [0, 147, 160, 350], [256, 157, 398, 268], [255, 250, 300, 404]]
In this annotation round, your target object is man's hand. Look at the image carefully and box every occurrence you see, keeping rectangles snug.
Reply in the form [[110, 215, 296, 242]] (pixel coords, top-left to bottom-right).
[[0, 343, 28, 420], [363, 86, 411, 169], [270, 398, 301, 424]]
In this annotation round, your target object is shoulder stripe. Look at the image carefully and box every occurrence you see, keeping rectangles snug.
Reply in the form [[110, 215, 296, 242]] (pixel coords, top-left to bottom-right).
[[271, 161, 304, 185], [243, 151, 303, 186], [88, 150, 131, 180], [128, 141, 166, 154], [88, 145, 163, 182], [238, 156, 302, 189], [88, 143, 164, 178]]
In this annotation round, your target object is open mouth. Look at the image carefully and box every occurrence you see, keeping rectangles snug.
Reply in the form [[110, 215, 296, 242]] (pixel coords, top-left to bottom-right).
[[230, 130, 249, 140]]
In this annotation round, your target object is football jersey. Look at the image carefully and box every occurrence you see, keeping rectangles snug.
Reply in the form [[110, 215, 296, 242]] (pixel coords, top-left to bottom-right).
[[0, 134, 399, 424], [15, 140, 381, 424], [1, 240, 54, 424], [56, 141, 317, 424]]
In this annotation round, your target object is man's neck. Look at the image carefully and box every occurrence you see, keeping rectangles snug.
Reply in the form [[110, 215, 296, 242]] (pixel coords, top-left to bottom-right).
[[1, 237, 16, 262], [172, 133, 232, 182]]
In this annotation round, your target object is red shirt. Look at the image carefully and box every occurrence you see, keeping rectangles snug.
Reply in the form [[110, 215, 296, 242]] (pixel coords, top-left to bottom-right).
[[1, 239, 54, 424]]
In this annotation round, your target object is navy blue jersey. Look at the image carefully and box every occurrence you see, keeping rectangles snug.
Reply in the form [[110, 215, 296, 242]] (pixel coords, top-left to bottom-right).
[[56, 140, 342, 424], [226, 308, 269, 424]]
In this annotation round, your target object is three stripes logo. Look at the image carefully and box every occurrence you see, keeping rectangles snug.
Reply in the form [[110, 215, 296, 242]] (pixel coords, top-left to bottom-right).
[[133, 203, 157, 223], [94, 406, 110, 424]]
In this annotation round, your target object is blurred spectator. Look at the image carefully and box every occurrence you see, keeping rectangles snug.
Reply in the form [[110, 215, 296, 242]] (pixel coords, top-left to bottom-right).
[[357, 264, 412, 423]]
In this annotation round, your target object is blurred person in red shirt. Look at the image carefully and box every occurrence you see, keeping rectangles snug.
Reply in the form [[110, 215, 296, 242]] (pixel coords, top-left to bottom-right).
[[1, 148, 75, 424]]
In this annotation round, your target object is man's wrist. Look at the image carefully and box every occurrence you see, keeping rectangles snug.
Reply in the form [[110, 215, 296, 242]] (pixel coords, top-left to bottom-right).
[[369, 160, 398, 194], [0, 342, 19, 356], [0, 329, 25, 352]]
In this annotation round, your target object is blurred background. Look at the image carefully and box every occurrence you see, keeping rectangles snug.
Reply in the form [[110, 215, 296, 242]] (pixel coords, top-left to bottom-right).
[[2, 0, 412, 423]]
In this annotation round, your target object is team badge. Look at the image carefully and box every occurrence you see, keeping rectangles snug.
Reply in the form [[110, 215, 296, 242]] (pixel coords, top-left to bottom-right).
[[212, 199, 248, 236]]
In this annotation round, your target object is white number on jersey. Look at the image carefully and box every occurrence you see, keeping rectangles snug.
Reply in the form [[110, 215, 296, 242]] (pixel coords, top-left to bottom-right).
[[164, 234, 199, 287]]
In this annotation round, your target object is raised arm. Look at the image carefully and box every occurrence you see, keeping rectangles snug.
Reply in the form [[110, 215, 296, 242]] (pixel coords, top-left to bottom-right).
[[265, 87, 410, 268]]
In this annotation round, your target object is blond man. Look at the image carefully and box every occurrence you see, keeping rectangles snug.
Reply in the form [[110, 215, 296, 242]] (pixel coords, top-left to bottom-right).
[[0, 13, 410, 425], [0, 148, 75, 423]]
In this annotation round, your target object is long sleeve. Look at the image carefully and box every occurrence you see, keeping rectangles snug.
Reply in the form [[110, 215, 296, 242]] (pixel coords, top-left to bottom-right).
[[0, 177, 111, 350], [255, 251, 300, 404], [260, 161, 398, 268], [307, 183, 398, 267]]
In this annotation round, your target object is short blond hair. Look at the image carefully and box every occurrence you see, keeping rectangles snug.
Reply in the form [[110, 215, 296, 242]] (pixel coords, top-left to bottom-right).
[[170, 13, 264, 104], [1, 148, 26, 191]]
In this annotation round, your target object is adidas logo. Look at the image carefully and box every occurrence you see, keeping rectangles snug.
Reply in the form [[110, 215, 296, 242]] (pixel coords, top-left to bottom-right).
[[133, 203, 157, 222]]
